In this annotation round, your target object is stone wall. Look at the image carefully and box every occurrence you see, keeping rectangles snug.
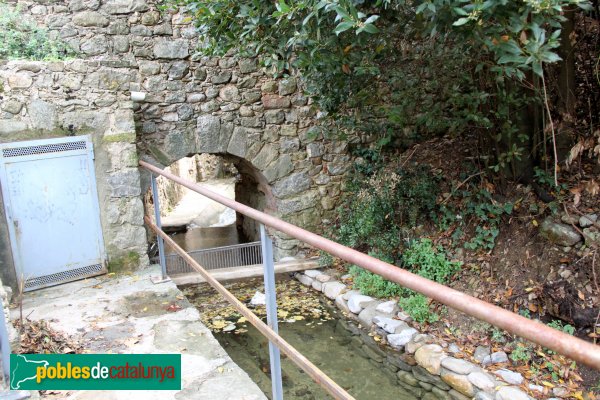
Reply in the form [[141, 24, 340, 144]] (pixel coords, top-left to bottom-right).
[[0, 60, 148, 289], [0, 0, 357, 270], [294, 269, 537, 400]]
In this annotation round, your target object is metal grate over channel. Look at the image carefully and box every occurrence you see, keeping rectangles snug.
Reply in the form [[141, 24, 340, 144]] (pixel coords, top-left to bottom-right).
[[2, 141, 87, 158], [24, 264, 105, 291], [166, 241, 262, 275]]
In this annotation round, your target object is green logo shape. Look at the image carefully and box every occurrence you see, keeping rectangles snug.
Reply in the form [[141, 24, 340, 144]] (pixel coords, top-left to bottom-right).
[[10, 354, 181, 390]]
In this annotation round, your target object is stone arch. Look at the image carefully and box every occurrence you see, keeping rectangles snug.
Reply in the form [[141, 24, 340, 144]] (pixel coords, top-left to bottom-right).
[[140, 129, 316, 258]]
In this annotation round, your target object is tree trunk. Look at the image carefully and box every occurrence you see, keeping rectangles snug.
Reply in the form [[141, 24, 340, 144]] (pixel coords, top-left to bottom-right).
[[558, 6, 577, 118], [555, 5, 578, 163]]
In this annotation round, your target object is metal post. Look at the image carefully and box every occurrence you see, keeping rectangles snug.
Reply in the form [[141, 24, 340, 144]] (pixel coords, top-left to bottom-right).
[[151, 174, 169, 283], [260, 224, 283, 400]]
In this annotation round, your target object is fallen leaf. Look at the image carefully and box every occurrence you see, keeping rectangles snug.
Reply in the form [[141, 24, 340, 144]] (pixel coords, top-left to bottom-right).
[[212, 320, 228, 329], [528, 303, 538, 313], [166, 304, 182, 312]]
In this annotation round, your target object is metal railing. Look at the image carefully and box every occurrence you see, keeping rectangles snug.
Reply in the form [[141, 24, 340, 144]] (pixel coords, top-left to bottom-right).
[[141, 160, 600, 400], [165, 242, 263, 275]]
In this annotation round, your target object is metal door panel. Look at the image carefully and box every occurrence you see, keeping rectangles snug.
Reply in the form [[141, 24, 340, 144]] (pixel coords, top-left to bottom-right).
[[0, 136, 106, 291]]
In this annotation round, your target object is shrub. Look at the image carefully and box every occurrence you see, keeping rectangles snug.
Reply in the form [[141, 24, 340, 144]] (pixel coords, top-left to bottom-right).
[[0, 3, 75, 60], [437, 186, 513, 251], [336, 164, 440, 257], [402, 238, 461, 284], [398, 294, 439, 324]]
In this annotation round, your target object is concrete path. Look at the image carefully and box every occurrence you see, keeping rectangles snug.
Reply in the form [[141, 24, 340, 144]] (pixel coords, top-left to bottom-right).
[[11, 265, 267, 400]]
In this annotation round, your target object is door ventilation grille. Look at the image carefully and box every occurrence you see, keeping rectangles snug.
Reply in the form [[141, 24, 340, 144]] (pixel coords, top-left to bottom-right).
[[2, 141, 87, 158], [24, 264, 105, 291]]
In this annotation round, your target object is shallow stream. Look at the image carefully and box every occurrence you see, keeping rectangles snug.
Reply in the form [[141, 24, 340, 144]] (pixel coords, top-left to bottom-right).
[[167, 224, 247, 253], [183, 278, 418, 400]]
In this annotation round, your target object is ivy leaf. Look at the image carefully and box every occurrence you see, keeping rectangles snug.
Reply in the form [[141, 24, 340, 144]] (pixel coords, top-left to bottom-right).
[[302, 12, 314, 26], [453, 17, 470, 26], [415, 2, 428, 14], [358, 23, 379, 34], [364, 15, 379, 24], [540, 51, 561, 63], [334, 21, 354, 35], [276, 0, 290, 13], [532, 61, 543, 77]]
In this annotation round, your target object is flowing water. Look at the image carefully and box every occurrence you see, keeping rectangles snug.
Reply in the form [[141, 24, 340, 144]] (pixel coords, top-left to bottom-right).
[[167, 224, 247, 253], [184, 278, 417, 400], [169, 181, 418, 399], [213, 319, 415, 400], [162, 179, 248, 253]]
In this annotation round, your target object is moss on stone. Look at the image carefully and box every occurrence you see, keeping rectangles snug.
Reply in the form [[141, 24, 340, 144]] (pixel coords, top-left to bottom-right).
[[128, 151, 139, 166], [108, 251, 140, 273], [147, 145, 172, 166], [0, 128, 80, 143], [103, 132, 136, 143]]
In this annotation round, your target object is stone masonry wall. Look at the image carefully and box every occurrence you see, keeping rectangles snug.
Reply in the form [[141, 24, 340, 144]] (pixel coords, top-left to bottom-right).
[[0, 60, 148, 289], [0, 0, 357, 262]]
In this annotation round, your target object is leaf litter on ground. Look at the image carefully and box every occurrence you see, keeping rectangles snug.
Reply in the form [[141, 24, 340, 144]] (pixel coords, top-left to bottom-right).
[[182, 277, 332, 334]]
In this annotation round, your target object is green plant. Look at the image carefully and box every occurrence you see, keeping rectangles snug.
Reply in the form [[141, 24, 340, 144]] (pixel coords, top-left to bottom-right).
[[349, 250, 405, 298], [547, 319, 575, 335], [518, 309, 532, 319], [170, 0, 594, 191], [491, 328, 506, 343], [438, 185, 513, 251], [0, 3, 76, 60], [336, 164, 440, 257], [351, 147, 384, 178], [510, 342, 533, 363], [318, 251, 333, 268], [533, 167, 568, 214], [402, 238, 461, 284], [398, 294, 439, 324]]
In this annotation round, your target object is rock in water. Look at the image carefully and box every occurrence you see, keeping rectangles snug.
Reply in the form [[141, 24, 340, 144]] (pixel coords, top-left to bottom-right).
[[250, 291, 266, 306]]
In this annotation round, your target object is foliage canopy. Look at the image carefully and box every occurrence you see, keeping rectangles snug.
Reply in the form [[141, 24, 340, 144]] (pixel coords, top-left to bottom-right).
[[173, 0, 590, 81]]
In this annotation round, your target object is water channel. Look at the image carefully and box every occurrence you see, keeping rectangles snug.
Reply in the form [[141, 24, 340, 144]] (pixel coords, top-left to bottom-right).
[[183, 278, 418, 400], [163, 178, 419, 399]]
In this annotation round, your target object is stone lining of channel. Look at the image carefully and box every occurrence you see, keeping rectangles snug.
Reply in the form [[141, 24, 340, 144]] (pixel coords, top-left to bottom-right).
[[293, 269, 547, 400]]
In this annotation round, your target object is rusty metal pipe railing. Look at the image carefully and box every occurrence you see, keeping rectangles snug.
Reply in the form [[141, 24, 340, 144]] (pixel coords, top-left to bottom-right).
[[140, 160, 600, 370], [145, 216, 356, 400]]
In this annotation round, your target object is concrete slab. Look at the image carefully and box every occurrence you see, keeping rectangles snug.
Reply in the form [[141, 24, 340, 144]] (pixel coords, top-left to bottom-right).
[[11, 265, 266, 400], [171, 258, 319, 285]]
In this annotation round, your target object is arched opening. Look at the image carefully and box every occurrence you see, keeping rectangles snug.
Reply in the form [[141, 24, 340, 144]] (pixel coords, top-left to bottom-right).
[[144, 153, 273, 259]]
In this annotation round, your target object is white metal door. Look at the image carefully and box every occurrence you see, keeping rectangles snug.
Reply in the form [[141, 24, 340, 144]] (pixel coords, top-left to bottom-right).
[[0, 136, 106, 291]]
